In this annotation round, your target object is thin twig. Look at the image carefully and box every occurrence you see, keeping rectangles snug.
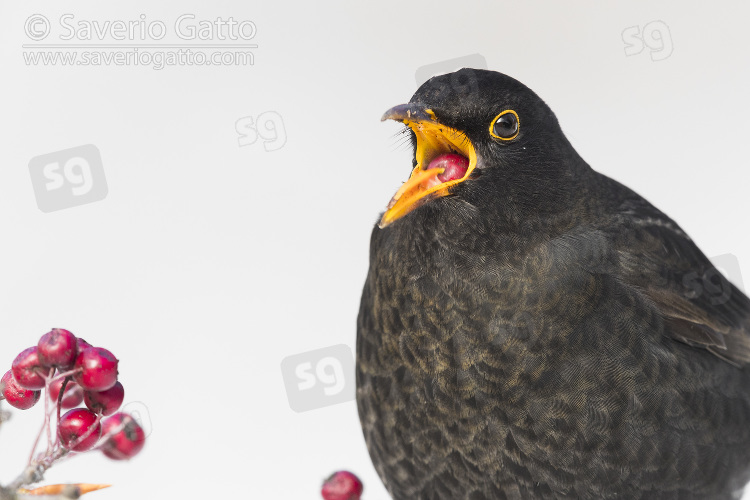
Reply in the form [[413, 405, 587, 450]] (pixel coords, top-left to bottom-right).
[[49, 371, 78, 385], [56, 377, 71, 438], [28, 369, 56, 466], [44, 369, 54, 454]]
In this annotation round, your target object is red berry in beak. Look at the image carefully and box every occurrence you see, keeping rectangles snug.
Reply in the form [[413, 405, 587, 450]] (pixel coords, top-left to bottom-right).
[[1, 370, 41, 410], [84, 381, 124, 416], [101, 412, 146, 460], [58, 408, 102, 451], [321, 471, 363, 500], [38, 328, 78, 370], [12, 347, 48, 390], [426, 153, 469, 183], [74, 347, 119, 391]]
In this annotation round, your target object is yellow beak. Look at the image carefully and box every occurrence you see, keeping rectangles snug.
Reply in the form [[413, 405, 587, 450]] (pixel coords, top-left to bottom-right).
[[379, 104, 477, 228]]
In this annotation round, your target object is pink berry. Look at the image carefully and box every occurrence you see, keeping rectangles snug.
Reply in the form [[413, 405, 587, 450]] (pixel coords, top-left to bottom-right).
[[321, 471, 364, 500], [101, 413, 146, 460], [38, 328, 78, 369], [49, 378, 84, 409], [426, 153, 469, 183], [11, 347, 48, 390], [74, 347, 118, 391], [1, 370, 41, 410], [76, 338, 92, 352], [58, 408, 101, 451], [84, 381, 124, 416]]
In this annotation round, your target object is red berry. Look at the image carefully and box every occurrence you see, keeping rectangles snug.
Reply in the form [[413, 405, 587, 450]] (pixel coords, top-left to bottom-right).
[[74, 347, 118, 391], [11, 347, 48, 390], [49, 378, 84, 409], [84, 381, 124, 416], [101, 413, 146, 460], [58, 408, 101, 451], [38, 328, 78, 369], [1, 370, 41, 410], [426, 153, 470, 183], [321, 471, 364, 500], [76, 338, 92, 352]]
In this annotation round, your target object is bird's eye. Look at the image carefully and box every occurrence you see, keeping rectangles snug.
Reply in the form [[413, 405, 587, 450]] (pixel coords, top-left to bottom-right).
[[489, 110, 519, 140]]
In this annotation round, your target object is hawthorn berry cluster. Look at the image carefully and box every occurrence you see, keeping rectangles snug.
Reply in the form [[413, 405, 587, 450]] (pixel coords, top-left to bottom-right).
[[0, 328, 145, 463]]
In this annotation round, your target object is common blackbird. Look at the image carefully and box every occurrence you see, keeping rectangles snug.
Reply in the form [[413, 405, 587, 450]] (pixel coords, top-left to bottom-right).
[[356, 69, 750, 500]]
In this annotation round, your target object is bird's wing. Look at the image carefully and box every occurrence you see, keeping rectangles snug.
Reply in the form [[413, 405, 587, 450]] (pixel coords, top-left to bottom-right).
[[609, 196, 750, 366]]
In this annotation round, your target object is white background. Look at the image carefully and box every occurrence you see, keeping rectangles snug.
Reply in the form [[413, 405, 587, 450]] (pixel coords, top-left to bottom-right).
[[1, 2, 749, 499]]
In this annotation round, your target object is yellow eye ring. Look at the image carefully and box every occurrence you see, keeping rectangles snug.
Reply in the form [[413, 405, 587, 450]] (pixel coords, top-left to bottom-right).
[[489, 109, 520, 140]]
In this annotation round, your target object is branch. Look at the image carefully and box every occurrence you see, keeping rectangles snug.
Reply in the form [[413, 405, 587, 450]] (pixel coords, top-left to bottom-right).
[[0, 402, 10, 431], [4, 464, 47, 494], [0, 483, 82, 500], [0, 455, 64, 499]]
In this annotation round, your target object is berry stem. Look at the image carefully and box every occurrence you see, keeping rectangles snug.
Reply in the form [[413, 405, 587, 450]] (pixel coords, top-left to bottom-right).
[[45, 369, 55, 453], [27, 369, 55, 466], [56, 377, 70, 428], [27, 416, 46, 467], [50, 369, 80, 384]]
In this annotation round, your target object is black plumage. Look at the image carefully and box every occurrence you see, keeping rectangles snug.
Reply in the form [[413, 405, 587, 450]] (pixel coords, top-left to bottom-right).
[[356, 69, 750, 499]]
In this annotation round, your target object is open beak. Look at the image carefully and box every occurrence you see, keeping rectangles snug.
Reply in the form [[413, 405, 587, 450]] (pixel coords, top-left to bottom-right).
[[379, 103, 478, 228]]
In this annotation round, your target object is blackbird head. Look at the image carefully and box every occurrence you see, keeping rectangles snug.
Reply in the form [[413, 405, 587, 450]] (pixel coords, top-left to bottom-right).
[[379, 69, 592, 229]]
